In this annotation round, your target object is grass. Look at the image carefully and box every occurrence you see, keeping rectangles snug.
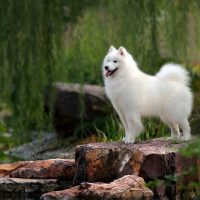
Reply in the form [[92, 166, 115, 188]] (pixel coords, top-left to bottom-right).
[[95, 115, 125, 142], [94, 115, 168, 142], [139, 118, 168, 141]]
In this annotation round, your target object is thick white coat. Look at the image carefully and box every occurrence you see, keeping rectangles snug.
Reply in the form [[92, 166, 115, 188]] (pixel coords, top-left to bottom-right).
[[103, 46, 193, 143]]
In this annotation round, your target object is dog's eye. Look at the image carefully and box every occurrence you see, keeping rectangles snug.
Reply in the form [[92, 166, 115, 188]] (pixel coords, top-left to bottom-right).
[[113, 60, 118, 63]]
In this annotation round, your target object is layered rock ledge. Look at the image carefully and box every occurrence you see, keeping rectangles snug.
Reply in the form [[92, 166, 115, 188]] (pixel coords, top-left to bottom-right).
[[74, 138, 199, 199], [0, 159, 75, 195], [74, 138, 184, 184], [41, 175, 153, 200], [10, 159, 75, 179], [0, 138, 199, 199], [0, 177, 59, 193]]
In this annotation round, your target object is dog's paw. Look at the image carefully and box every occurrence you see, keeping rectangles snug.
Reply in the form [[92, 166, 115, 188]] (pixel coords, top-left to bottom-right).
[[122, 136, 135, 144], [167, 134, 180, 143], [179, 134, 191, 142]]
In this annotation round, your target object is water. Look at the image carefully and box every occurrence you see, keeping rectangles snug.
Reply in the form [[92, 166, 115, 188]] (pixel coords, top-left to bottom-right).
[[0, 149, 42, 200], [0, 193, 40, 200]]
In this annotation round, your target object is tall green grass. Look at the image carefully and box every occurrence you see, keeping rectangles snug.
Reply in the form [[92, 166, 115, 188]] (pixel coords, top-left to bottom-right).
[[94, 115, 168, 142], [0, 1, 200, 142], [65, 1, 200, 85], [95, 115, 125, 142], [0, 1, 64, 142]]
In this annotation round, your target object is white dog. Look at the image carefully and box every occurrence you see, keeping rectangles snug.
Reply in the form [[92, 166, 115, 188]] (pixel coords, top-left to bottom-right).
[[102, 46, 193, 143]]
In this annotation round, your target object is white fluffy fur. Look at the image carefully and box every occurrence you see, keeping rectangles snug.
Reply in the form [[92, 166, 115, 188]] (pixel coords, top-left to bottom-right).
[[102, 46, 193, 143]]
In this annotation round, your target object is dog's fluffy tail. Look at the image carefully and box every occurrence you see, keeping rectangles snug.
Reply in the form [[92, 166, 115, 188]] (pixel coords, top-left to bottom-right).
[[156, 63, 190, 86]]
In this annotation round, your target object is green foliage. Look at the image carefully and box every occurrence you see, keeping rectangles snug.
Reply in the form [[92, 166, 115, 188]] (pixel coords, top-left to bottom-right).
[[63, 0, 101, 23], [0, 0, 64, 142], [139, 118, 168, 141], [0, 0, 200, 143], [181, 136, 200, 157], [95, 115, 125, 142], [94, 115, 168, 142], [0, 121, 7, 133], [146, 171, 200, 200], [0, 151, 20, 164], [65, 0, 200, 84]]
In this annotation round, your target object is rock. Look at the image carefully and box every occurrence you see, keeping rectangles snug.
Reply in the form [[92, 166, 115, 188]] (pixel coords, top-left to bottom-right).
[[79, 175, 153, 200], [41, 175, 153, 200], [2, 138, 199, 199], [74, 138, 200, 198], [45, 83, 111, 137], [0, 159, 76, 195], [0, 161, 31, 177], [7, 133, 75, 161], [41, 186, 80, 200], [74, 138, 184, 184], [10, 159, 75, 180], [0, 177, 60, 193]]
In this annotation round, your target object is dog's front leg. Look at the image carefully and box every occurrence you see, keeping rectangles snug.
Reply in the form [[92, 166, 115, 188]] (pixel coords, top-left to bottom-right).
[[123, 115, 143, 144]]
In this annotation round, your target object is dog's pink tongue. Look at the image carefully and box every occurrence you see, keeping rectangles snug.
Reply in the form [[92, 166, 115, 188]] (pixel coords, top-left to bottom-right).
[[106, 71, 112, 77]]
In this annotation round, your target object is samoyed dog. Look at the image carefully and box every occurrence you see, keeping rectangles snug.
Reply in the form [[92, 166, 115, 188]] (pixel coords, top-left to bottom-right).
[[102, 46, 193, 143]]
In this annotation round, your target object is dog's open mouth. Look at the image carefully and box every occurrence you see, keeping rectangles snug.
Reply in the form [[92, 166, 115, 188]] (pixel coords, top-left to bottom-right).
[[106, 68, 118, 77]]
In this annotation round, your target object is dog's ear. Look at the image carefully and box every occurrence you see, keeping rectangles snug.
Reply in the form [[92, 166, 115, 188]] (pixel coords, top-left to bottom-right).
[[108, 46, 116, 53], [118, 46, 126, 56]]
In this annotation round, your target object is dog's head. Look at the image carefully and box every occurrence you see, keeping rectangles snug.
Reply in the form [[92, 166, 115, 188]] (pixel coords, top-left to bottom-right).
[[102, 46, 127, 79]]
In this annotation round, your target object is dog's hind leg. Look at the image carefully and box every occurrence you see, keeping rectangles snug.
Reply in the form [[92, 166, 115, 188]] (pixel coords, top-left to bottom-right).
[[161, 118, 180, 141], [169, 123, 180, 141], [178, 119, 191, 141]]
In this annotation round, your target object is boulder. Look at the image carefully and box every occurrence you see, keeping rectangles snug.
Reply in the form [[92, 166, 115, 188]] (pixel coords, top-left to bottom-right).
[[10, 159, 75, 180], [41, 186, 80, 200], [74, 138, 183, 184], [45, 83, 111, 137], [41, 175, 153, 200], [0, 161, 30, 177], [0, 177, 59, 193], [0, 159, 76, 196], [74, 138, 199, 198], [7, 133, 75, 160]]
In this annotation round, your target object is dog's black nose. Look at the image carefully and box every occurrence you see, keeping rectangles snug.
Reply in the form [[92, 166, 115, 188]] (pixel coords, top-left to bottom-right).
[[104, 66, 109, 70]]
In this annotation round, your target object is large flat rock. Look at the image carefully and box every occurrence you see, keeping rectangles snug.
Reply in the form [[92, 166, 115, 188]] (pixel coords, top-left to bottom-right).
[[10, 159, 75, 179], [0, 159, 76, 195], [74, 138, 185, 184], [74, 138, 199, 198], [0, 161, 30, 177], [41, 175, 153, 200]]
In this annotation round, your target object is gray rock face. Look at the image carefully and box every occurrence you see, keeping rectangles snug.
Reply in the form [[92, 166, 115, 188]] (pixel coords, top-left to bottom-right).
[[0, 177, 59, 193], [7, 133, 75, 160], [45, 83, 110, 137]]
